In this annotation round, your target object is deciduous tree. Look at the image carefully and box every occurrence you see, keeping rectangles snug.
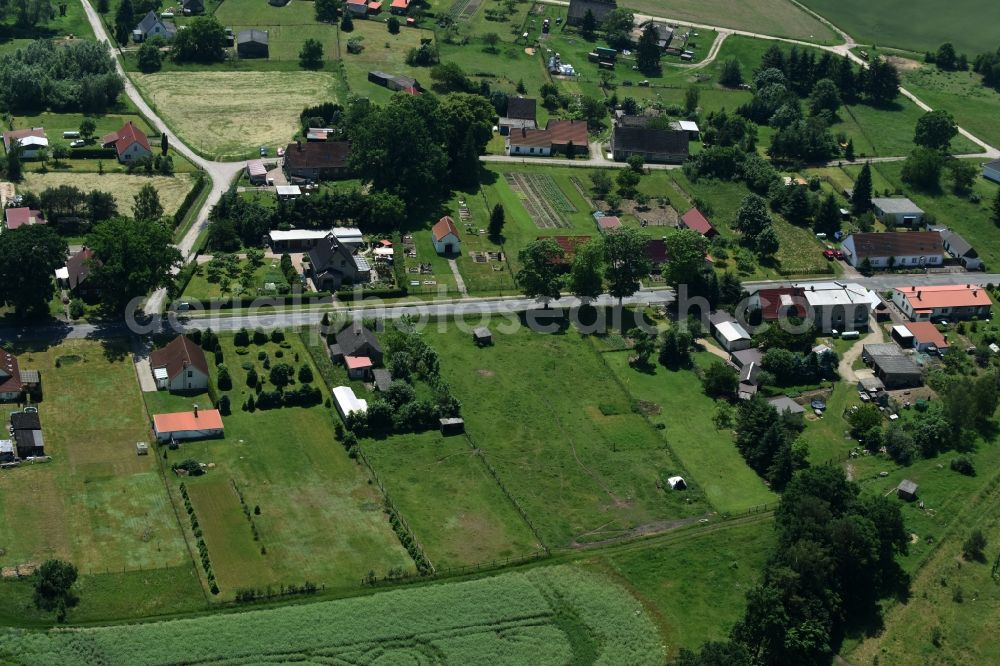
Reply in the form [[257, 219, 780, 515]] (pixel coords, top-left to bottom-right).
[[87, 216, 182, 311], [602, 227, 650, 304], [567, 237, 603, 303], [516, 239, 564, 307], [914, 109, 958, 151], [0, 225, 68, 315]]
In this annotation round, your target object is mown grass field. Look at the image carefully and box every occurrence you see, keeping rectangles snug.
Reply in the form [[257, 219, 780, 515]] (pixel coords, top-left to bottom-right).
[[213, 0, 340, 63], [602, 350, 777, 513], [0, 341, 188, 574], [341, 20, 436, 103], [132, 71, 340, 159], [360, 431, 543, 569], [146, 332, 412, 595], [0, 3, 94, 56], [619, 0, 838, 43], [181, 258, 290, 301], [799, 0, 1000, 55], [0, 565, 664, 665], [20, 172, 196, 217], [902, 64, 1000, 153], [422, 319, 708, 548]]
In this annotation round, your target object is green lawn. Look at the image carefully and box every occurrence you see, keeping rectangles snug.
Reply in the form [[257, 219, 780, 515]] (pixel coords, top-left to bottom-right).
[[422, 319, 709, 548], [182, 258, 291, 301], [798, 0, 1000, 55], [0, 2, 95, 56], [0, 341, 189, 575], [796, 381, 863, 464], [902, 64, 1000, 154], [360, 431, 543, 569], [340, 20, 437, 103], [603, 350, 777, 513], [213, 0, 341, 64], [147, 332, 413, 596]]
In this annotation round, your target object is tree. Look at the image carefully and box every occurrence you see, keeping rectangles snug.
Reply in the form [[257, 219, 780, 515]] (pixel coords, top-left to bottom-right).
[[79, 118, 97, 141], [719, 58, 743, 87], [488, 203, 505, 240], [602, 227, 651, 305], [948, 159, 978, 195], [601, 9, 635, 50], [844, 137, 854, 161], [269, 362, 293, 388], [733, 193, 776, 254], [684, 86, 700, 115], [616, 167, 641, 199], [813, 193, 841, 237], [314, 0, 338, 22], [863, 58, 901, 105], [851, 163, 873, 214], [97, 0, 109, 12], [437, 93, 495, 184], [914, 110, 958, 151], [33, 559, 78, 619], [132, 183, 163, 221], [137, 40, 162, 73], [87, 216, 182, 311], [901, 147, 944, 190], [808, 78, 841, 117], [636, 23, 661, 75], [962, 529, 987, 561], [299, 38, 323, 70], [590, 170, 612, 198], [659, 326, 693, 370], [340, 11, 353, 31], [516, 239, 564, 307], [935, 42, 957, 70], [387, 16, 400, 34], [114, 0, 134, 45], [567, 238, 603, 304], [4, 142, 21, 182], [0, 226, 68, 315], [782, 185, 813, 226], [580, 8, 597, 40], [702, 360, 737, 399], [992, 189, 1000, 227], [171, 16, 226, 63], [661, 228, 708, 289], [160, 132, 168, 156], [481, 31, 498, 52], [675, 641, 751, 666], [626, 154, 644, 173]]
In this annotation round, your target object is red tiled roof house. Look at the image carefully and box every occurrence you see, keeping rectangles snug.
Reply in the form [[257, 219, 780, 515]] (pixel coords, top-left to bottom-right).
[[3, 207, 45, 231], [150, 335, 210, 393], [432, 216, 461, 254], [508, 120, 588, 157], [891, 284, 993, 321], [102, 121, 153, 164], [679, 208, 717, 238], [0, 349, 23, 401]]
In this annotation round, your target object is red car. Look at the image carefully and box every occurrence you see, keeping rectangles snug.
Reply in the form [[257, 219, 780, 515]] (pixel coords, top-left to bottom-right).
[[834, 250, 844, 260], [822, 249, 836, 260]]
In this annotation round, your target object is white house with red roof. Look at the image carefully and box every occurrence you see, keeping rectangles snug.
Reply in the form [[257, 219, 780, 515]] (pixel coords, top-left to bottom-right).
[[3, 207, 45, 232], [891, 284, 993, 321], [2, 127, 48, 159], [432, 216, 461, 254], [102, 121, 153, 164]]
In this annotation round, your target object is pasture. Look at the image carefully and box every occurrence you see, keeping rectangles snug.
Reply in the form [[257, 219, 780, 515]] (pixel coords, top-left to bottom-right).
[[132, 71, 340, 159], [147, 332, 412, 595], [798, 0, 1000, 55], [360, 431, 542, 568], [213, 0, 340, 63], [619, 0, 838, 44], [0, 3, 95, 56], [602, 350, 777, 513], [0, 565, 664, 665], [902, 64, 1000, 153], [421, 318, 708, 548], [0, 340, 188, 574], [340, 20, 436, 103], [20, 172, 196, 218]]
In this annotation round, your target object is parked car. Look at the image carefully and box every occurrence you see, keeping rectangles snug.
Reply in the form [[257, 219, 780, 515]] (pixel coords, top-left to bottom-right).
[[70, 139, 85, 148], [833, 250, 844, 260], [259, 146, 268, 157], [823, 249, 836, 260]]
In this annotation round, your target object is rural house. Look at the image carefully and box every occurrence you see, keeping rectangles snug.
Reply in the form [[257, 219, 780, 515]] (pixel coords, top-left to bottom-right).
[[432, 216, 461, 254], [891, 284, 992, 321], [0, 439, 13, 464], [102, 121, 153, 164], [133, 11, 177, 42], [10, 410, 44, 458], [152, 407, 224, 442], [678, 208, 717, 237], [939, 230, 981, 270], [747, 287, 808, 322], [344, 355, 373, 380], [0, 350, 24, 401], [983, 158, 1000, 185], [308, 232, 371, 290], [897, 479, 918, 501], [54, 247, 96, 297], [792, 281, 873, 333], [566, 0, 617, 26], [246, 159, 267, 185], [4, 207, 45, 231], [150, 335, 210, 393], [345, 0, 370, 16], [390, 0, 411, 15], [499, 97, 537, 135], [267, 229, 332, 252], [839, 231, 944, 269], [333, 323, 384, 365], [283, 141, 351, 181], [2, 127, 48, 159], [237, 30, 269, 59], [709, 311, 752, 352], [631, 20, 674, 50], [611, 124, 688, 164], [871, 198, 925, 226], [902, 322, 949, 353], [507, 120, 588, 156], [595, 214, 621, 233], [862, 343, 922, 389]]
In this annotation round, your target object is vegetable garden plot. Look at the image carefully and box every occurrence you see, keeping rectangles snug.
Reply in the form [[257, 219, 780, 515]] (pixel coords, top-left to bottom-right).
[[504, 172, 574, 229]]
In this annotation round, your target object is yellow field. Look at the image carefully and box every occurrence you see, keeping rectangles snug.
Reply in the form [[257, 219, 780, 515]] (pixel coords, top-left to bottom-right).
[[132, 71, 340, 159], [21, 172, 195, 218]]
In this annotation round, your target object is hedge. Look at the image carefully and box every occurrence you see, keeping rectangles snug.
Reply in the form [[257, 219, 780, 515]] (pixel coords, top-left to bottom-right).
[[173, 171, 208, 228]]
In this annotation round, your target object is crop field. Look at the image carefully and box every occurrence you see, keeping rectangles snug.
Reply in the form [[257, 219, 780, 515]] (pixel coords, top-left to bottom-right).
[[147, 333, 412, 595], [602, 350, 776, 513], [20, 172, 196, 218], [360, 432, 542, 568], [0, 340, 188, 574], [213, 0, 340, 62], [902, 65, 1000, 153], [619, 0, 837, 44], [132, 71, 340, 159], [799, 0, 1000, 55], [422, 319, 708, 547], [504, 171, 578, 229], [0, 565, 664, 665], [340, 21, 436, 103]]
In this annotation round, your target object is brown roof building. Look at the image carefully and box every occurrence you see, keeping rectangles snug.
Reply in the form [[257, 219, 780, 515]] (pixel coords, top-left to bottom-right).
[[508, 120, 588, 156], [0, 349, 23, 400], [611, 123, 689, 163], [841, 231, 944, 269], [4, 207, 45, 231], [283, 141, 351, 181], [566, 0, 617, 26], [150, 335, 210, 393]]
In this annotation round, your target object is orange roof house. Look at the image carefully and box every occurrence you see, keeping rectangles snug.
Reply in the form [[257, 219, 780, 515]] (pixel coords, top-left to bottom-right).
[[152, 407, 224, 442], [432, 216, 461, 254], [904, 321, 949, 352], [892, 284, 992, 321]]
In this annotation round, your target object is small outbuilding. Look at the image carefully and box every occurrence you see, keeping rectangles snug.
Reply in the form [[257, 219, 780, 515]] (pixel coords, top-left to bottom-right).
[[432, 216, 461, 255], [344, 355, 373, 380], [665, 475, 686, 490], [473, 327, 493, 346], [136, 441, 149, 456], [372, 368, 393, 392], [440, 417, 465, 436], [333, 386, 368, 419], [768, 396, 805, 417], [236, 29, 269, 59], [897, 479, 918, 501]]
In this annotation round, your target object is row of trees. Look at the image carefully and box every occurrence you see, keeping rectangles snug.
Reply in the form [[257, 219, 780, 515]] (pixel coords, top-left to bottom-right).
[[0, 39, 123, 113]]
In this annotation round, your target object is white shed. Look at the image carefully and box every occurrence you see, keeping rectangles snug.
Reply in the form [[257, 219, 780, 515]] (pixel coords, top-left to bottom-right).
[[713, 320, 752, 352], [333, 386, 368, 419]]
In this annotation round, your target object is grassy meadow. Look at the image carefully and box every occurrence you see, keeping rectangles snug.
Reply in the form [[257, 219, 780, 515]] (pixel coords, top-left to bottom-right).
[[132, 71, 340, 159], [340, 20, 437, 103], [20, 172, 196, 217], [213, 0, 341, 63], [902, 64, 1000, 153]]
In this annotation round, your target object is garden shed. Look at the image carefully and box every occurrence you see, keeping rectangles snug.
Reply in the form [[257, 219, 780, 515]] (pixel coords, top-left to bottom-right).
[[897, 479, 918, 501], [440, 418, 465, 436], [473, 327, 493, 346]]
